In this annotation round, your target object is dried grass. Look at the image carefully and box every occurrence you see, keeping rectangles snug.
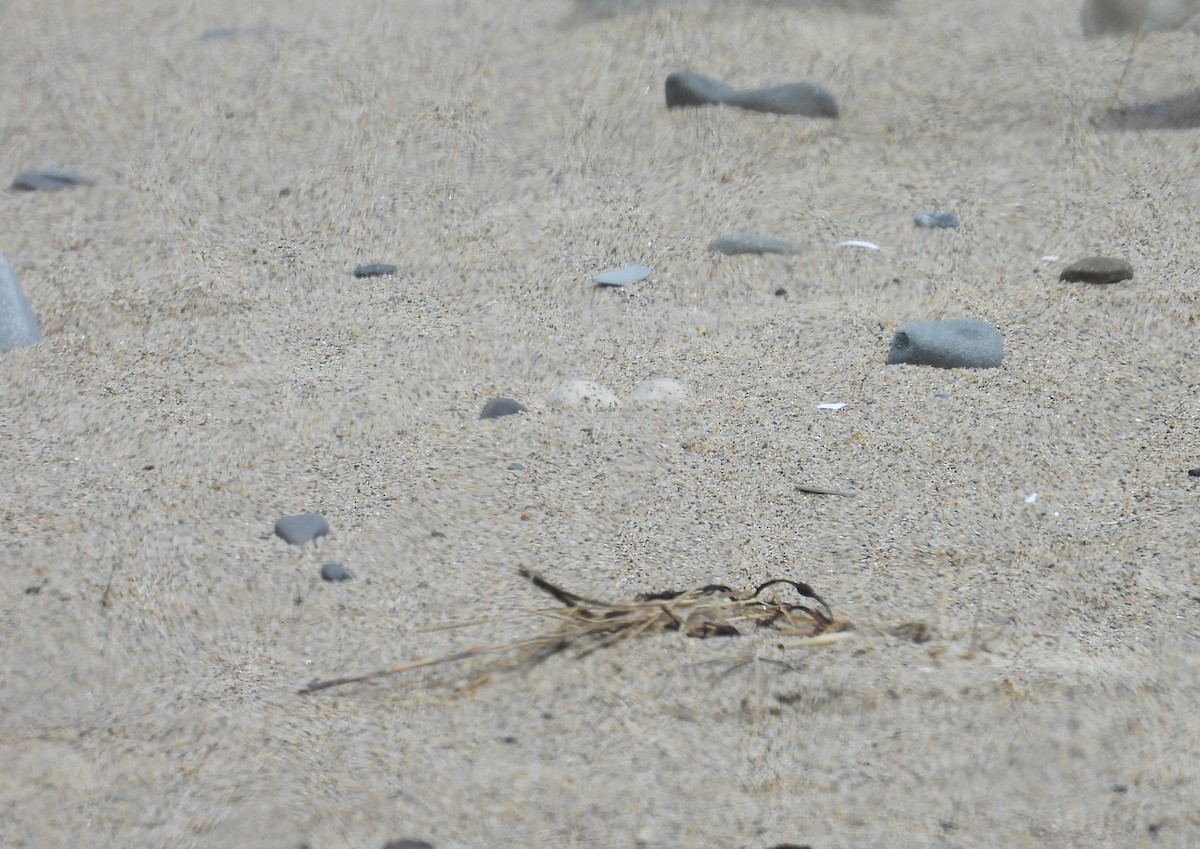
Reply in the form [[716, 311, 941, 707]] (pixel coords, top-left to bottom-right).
[[299, 567, 860, 695]]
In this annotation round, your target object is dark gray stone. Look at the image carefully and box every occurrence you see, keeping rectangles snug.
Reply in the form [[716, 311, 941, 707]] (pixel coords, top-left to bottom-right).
[[0, 253, 42, 352], [320, 562, 353, 582], [666, 71, 838, 118], [665, 71, 736, 108], [723, 82, 839, 118], [914, 210, 960, 229], [275, 512, 330, 545], [1059, 256, 1133, 284], [353, 263, 398, 278], [709, 232, 804, 255], [480, 397, 528, 419], [11, 168, 95, 191], [382, 841, 434, 849], [887, 319, 1003, 369]]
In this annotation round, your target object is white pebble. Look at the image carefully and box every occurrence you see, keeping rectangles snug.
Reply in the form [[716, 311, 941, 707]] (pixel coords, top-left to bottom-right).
[[629, 378, 690, 407], [547, 379, 620, 411]]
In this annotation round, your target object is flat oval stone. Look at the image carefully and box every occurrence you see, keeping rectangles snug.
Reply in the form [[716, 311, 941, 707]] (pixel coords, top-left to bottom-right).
[[320, 562, 353, 582], [665, 71, 736, 108], [887, 319, 1003, 369], [629, 378, 690, 407], [11, 168, 95, 191], [480, 397, 528, 419], [723, 82, 839, 118], [592, 264, 651, 287], [547, 379, 620, 411], [275, 512, 330, 545], [1059, 256, 1133, 284], [914, 210, 960, 229], [0, 253, 42, 352], [353, 263, 398, 278], [709, 233, 804, 255]]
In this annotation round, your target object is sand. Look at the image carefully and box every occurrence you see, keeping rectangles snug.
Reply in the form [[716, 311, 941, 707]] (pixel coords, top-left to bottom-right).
[[2, 0, 1199, 846]]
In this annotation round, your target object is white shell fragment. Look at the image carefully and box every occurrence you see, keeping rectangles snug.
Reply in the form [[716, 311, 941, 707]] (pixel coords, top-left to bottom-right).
[[838, 240, 881, 250], [592, 264, 651, 287], [817, 402, 847, 410]]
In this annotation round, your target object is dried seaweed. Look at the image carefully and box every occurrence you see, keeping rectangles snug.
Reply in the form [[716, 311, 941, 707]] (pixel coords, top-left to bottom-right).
[[299, 567, 848, 695]]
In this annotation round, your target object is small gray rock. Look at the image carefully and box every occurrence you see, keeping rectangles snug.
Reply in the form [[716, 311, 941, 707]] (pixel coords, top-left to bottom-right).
[[320, 562, 353, 582], [887, 319, 1003, 369], [0, 253, 43, 352], [480, 397, 528, 419], [353, 263, 398, 278], [1059, 256, 1133, 284], [914, 210, 960, 229], [592, 264, 651, 287], [200, 24, 282, 40], [665, 71, 737, 108], [665, 71, 838, 118], [723, 82, 839, 118], [275, 512, 330, 545], [709, 232, 804, 255], [11, 168, 95, 191]]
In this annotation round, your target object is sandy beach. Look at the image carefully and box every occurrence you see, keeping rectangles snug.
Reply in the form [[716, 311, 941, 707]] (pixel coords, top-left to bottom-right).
[[2, 0, 1199, 846]]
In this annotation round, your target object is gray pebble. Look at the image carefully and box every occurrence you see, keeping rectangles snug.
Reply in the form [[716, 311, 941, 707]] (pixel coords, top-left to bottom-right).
[[200, 25, 282, 40], [320, 562, 353, 582], [914, 210, 960, 229], [353, 263, 398, 278], [1059, 256, 1133, 284], [11, 168, 95, 191], [887, 319, 1003, 369], [275, 512, 330, 545], [480, 397, 528, 419], [665, 71, 838, 118], [723, 82, 839, 118], [709, 232, 804, 255], [592, 264, 651, 287], [665, 71, 737, 108], [0, 253, 42, 352]]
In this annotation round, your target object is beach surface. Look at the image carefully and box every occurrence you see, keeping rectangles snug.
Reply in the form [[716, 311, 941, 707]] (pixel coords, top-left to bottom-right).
[[2, 0, 1199, 846]]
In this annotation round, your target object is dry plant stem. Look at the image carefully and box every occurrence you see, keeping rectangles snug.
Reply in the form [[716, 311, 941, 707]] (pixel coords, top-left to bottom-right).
[[299, 568, 844, 695], [298, 635, 556, 694]]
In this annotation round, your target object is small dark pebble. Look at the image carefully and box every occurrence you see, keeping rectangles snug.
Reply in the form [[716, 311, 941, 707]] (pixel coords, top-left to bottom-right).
[[274, 512, 330, 545], [914, 210, 960, 229], [480, 397, 528, 419], [1188, 468, 1200, 477], [774, 287, 788, 297], [354, 263, 398, 278], [320, 562, 353, 582], [1112, 784, 1128, 793], [507, 462, 526, 471], [665, 71, 838, 118], [11, 168, 95, 192], [724, 82, 839, 118], [1059, 256, 1133, 284], [382, 841, 434, 849], [665, 71, 736, 108]]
